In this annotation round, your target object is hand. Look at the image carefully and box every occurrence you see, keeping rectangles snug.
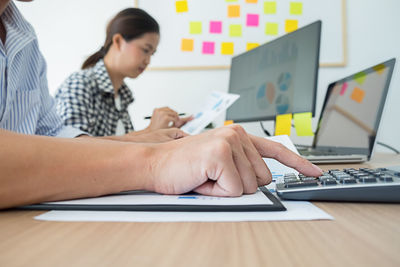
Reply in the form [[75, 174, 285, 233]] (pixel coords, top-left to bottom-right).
[[147, 107, 192, 130], [124, 128, 188, 143], [147, 125, 323, 197]]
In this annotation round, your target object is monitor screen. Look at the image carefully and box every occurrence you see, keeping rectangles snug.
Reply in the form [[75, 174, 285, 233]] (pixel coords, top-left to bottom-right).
[[226, 21, 321, 122], [314, 58, 396, 153]]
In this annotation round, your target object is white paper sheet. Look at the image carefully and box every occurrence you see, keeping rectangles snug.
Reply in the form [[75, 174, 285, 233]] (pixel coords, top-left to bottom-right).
[[180, 91, 239, 135], [35, 201, 332, 222]]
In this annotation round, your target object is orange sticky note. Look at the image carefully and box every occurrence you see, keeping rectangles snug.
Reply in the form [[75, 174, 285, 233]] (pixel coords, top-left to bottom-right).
[[294, 112, 314, 136], [181, 38, 194, 51], [351, 87, 365, 103], [221, 42, 234, 55], [224, 120, 234, 125], [275, 113, 292, 136], [246, 0, 258, 3], [228, 5, 240, 17], [285, 20, 298, 33], [175, 1, 188, 13], [246, 43, 259, 51]]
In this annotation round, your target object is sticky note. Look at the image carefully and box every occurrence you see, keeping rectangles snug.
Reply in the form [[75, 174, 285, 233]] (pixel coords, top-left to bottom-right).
[[340, 82, 348, 95], [224, 120, 234, 125], [202, 42, 215, 54], [229, 24, 242, 37], [228, 5, 240, 17], [221, 42, 234, 55], [290, 2, 303, 15], [264, 2, 277, 14], [246, 0, 258, 3], [285, 19, 298, 33], [275, 113, 292, 136], [265, 22, 278, 35], [181, 38, 194, 52], [225, 0, 238, 2], [246, 14, 259, 27], [210, 21, 222, 34], [351, 87, 365, 103], [175, 1, 188, 13], [373, 64, 386, 74], [354, 71, 367, 84], [294, 112, 314, 136], [190, 22, 202, 34], [246, 43, 259, 51]]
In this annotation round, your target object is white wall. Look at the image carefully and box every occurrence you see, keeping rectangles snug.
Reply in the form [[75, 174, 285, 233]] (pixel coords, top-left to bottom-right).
[[17, 0, 400, 152]]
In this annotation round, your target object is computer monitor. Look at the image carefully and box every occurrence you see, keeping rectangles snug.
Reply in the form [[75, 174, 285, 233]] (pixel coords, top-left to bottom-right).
[[226, 21, 321, 122]]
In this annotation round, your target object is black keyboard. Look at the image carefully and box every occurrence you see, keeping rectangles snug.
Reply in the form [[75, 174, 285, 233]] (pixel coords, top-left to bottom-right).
[[276, 166, 400, 202]]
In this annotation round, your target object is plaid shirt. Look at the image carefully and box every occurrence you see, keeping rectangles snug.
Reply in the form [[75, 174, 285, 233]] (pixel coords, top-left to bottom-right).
[[55, 60, 134, 136]]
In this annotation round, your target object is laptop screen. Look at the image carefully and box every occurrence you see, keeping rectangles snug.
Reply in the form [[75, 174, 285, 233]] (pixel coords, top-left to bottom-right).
[[314, 58, 396, 155]]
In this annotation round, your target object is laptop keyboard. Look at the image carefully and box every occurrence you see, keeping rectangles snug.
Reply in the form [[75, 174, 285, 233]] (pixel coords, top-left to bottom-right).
[[276, 167, 400, 202]]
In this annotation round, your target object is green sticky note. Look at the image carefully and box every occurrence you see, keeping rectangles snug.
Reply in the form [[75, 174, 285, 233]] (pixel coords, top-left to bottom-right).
[[229, 24, 242, 37], [290, 2, 303, 15], [190, 22, 202, 34], [225, 0, 238, 2], [275, 113, 292, 136], [354, 71, 367, 85], [265, 22, 278, 35], [294, 112, 314, 136], [264, 2, 277, 14]]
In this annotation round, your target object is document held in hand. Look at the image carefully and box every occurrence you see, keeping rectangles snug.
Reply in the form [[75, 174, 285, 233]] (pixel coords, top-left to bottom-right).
[[181, 91, 240, 135]]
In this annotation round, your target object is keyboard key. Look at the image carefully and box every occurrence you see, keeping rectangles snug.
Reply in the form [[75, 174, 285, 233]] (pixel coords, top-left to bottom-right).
[[319, 178, 337, 185], [285, 180, 318, 188], [340, 178, 357, 184], [358, 176, 377, 183], [379, 175, 393, 182]]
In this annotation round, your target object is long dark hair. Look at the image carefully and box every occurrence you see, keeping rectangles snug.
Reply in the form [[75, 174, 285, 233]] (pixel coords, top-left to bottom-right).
[[82, 8, 159, 69]]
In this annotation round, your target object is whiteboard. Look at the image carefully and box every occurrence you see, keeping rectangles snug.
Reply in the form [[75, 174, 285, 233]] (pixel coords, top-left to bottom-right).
[[136, 0, 347, 69]]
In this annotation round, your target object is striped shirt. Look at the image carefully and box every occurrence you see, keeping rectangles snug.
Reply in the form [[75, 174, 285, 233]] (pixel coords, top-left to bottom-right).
[[0, 2, 83, 137], [55, 60, 134, 136]]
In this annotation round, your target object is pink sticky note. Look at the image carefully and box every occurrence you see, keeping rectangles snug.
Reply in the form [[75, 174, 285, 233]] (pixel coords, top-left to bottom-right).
[[202, 42, 215, 54], [210, 21, 222, 34], [340, 82, 348, 95], [246, 14, 259, 27]]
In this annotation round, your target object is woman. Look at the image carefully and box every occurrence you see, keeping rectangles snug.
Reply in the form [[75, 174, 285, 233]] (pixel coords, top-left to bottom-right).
[[55, 8, 192, 137]]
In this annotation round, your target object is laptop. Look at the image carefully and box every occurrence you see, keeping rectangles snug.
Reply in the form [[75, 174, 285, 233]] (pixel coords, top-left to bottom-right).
[[297, 58, 396, 163]]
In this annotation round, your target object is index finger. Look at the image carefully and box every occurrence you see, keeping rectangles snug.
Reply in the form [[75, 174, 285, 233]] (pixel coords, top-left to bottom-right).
[[249, 134, 323, 177]]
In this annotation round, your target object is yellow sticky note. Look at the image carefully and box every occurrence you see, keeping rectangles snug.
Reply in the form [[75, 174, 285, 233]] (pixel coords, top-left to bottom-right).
[[351, 87, 365, 103], [181, 38, 194, 51], [190, 22, 202, 34], [265, 23, 278, 35], [264, 2, 277, 14], [221, 42, 234, 55], [246, 43, 259, 51], [224, 120, 234, 125], [285, 19, 298, 33], [229, 24, 242, 37], [228, 5, 240, 17], [290, 2, 303, 15], [246, 0, 258, 3], [354, 71, 367, 84], [175, 1, 188, 13], [294, 112, 314, 136], [373, 64, 385, 75], [275, 113, 292, 136]]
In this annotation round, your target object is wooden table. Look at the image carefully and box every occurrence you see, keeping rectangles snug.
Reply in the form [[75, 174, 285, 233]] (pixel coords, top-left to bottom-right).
[[1, 154, 400, 267]]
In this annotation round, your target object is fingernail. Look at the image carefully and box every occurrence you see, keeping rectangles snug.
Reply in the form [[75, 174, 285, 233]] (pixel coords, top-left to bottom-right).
[[312, 164, 323, 174]]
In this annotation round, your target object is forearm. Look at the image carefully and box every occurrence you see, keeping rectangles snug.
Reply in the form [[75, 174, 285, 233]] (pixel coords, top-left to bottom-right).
[[0, 130, 154, 209]]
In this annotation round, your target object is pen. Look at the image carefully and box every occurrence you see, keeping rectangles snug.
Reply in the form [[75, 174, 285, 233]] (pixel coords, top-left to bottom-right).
[[144, 113, 186, 120]]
